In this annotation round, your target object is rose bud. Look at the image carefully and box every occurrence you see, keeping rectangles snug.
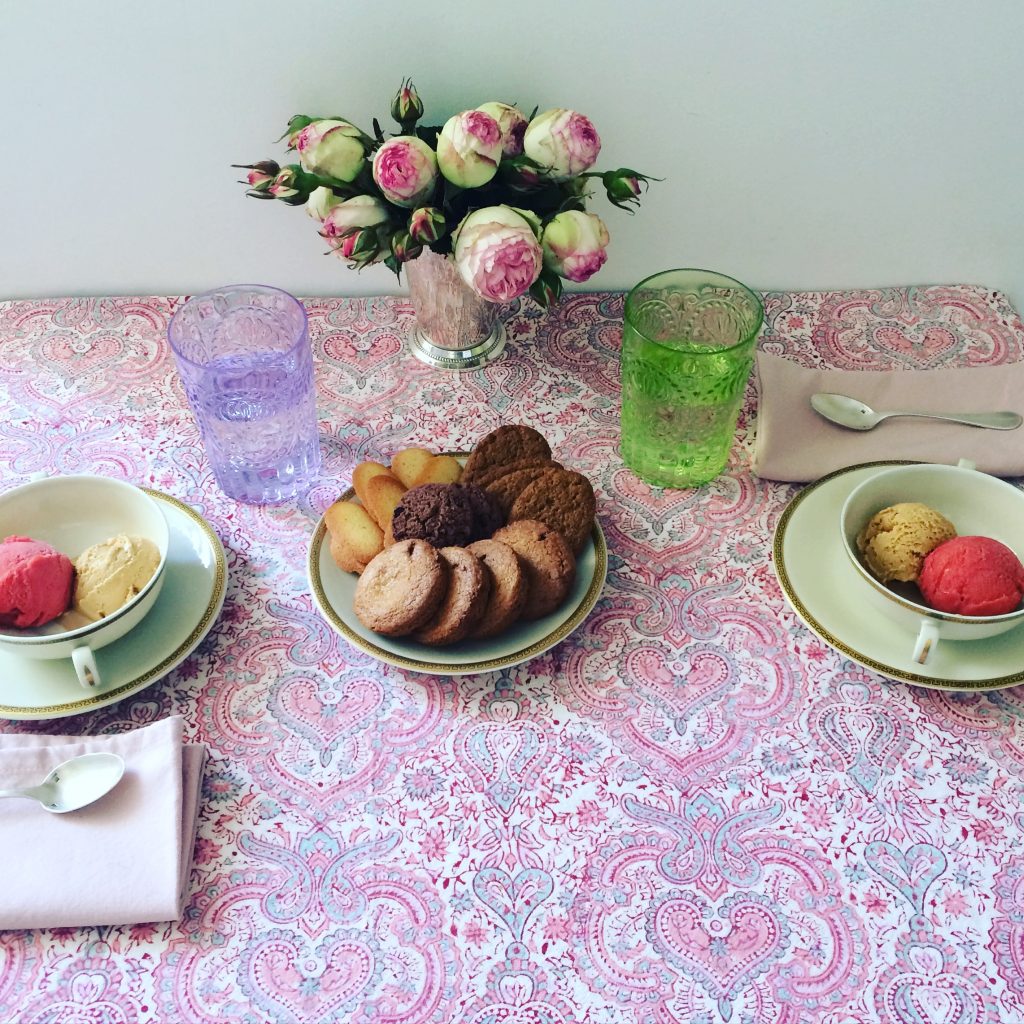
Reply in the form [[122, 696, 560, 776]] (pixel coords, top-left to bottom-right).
[[233, 160, 280, 193], [408, 206, 446, 245], [436, 110, 502, 188], [475, 101, 529, 157], [305, 185, 344, 221], [391, 80, 424, 129], [390, 230, 422, 263], [269, 167, 301, 199], [541, 210, 610, 282], [290, 119, 366, 183], [332, 227, 384, 267], [602, 167, 653, 210], [523, 109, 601, 182], [453, 205, 544, 302], [371, 136, 438, 209], [319, 195, 392, 241]]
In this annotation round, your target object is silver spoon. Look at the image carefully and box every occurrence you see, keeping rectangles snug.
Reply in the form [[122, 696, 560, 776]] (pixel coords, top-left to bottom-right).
[[0, 752, 125, 813], [810, 393, 1022, 432]]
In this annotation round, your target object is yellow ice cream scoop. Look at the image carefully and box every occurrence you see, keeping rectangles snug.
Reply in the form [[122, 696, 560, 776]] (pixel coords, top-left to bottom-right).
[[856, 502, 957, 583], [74, 534, 161, 620]]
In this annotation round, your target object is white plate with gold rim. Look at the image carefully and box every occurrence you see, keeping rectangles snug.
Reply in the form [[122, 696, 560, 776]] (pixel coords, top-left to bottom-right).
[[307, 480, 607, 676], [0, 491, 227, 719], [774, 461, 1024, 691]]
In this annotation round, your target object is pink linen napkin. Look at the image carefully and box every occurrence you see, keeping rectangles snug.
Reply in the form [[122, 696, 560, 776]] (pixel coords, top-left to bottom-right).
[[0, 716, 205, 930], [752, 351, 1024, 481]]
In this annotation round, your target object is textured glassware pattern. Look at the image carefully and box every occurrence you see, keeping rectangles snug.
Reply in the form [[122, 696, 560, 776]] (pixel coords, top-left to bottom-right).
[[168, 285, 321, 504], [405, 248, 507, 370], [620, 269, 764, 487]]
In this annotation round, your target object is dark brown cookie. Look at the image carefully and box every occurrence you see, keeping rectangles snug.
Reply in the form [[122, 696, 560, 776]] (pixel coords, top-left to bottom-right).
[[492, 520, 576, 621], [353, 539, 448, 636], [456, 483, 505, 541], [391, 483, 475, 548], [469, 456, 563, 491], [485, 466, 561, 518], [462, 425, 552, 483], [413, 546, 491, 646], [466, 539, 528, 639], [508, 469, 596, 555]]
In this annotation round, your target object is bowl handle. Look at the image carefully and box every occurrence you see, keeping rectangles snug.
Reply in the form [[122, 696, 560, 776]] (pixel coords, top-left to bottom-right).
[[71, 647, 101, 689], [912, 620, 940, 665]]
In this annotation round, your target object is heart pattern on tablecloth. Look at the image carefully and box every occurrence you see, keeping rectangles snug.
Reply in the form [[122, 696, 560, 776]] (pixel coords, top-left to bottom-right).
[[239, 930, 377, 1022], [650, 890, 790, 1012], [473, 868, 553, 941]]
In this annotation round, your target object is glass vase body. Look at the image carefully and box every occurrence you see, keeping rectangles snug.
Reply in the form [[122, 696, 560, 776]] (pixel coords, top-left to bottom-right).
[[405, 248, 508, 370]]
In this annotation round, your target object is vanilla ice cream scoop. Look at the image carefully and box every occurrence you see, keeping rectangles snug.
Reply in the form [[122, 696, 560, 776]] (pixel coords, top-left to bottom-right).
[[74, 534, 161, 620]]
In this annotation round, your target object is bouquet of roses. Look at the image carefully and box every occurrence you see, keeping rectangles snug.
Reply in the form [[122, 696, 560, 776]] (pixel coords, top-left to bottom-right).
[[235, 81, 655, 307]]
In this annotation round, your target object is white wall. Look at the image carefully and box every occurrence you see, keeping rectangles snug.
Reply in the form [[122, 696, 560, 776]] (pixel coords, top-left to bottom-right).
[[2, 0, 1023, 310]]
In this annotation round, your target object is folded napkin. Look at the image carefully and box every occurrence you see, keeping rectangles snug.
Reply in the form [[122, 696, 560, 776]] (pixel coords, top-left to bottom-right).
[[752, 351, 1024, 481], [0, 716, 205, 931]]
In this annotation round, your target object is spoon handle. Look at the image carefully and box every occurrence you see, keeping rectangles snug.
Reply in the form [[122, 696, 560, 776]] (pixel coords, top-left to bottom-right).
[[0, 788, 33, 801], [891, 410, 1023, 430]]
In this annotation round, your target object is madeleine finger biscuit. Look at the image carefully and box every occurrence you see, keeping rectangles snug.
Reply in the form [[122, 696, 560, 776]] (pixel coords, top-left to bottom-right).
[[412, 454, 463, 486], [324, 500, 384, 573], [391, 447, 436, 488], [363, 473, 408, 532], [353, 461, 398, 507]]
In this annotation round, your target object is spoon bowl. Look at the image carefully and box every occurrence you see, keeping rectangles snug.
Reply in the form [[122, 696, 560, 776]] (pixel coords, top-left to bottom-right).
[[810, 393, 1022, 432], [0, 752, 125, 813]]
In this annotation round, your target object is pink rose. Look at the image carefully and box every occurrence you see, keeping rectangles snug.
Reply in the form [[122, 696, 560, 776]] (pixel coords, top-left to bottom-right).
[[319, 195, 391, 241], [476, 101, 528, 157], [523, 109, 601, 181], [436, 110, 502, 188], [371, 136, 438, 208], [541, 210, 610, 282], [453, 205, 543, 302], [290, 119, 366, 183]]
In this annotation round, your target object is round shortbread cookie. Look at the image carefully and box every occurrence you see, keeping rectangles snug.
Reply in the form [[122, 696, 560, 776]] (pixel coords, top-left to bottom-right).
[[354, 539, 448, 636], [465, 539, 528, 639], [414, 546, 491, 646], [508, 469, 596, 555], [491, 520, 576, 621], [462, 425, 552, 483]]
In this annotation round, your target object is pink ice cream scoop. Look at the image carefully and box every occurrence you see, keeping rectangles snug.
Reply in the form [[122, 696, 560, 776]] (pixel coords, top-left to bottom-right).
[[0, 535, 75, 628], [918, 536, 1024, 616]]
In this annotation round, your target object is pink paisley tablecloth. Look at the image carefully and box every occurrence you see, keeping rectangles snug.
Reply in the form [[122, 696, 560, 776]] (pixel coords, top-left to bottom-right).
[[1, 285, 1024, 1024]]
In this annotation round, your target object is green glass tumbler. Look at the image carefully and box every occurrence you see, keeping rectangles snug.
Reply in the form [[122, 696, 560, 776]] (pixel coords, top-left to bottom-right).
[[620, 268, 764, 488]]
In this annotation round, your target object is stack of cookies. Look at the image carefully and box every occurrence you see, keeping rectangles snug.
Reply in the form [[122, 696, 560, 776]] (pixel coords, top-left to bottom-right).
[[324, 425, 597, 647]]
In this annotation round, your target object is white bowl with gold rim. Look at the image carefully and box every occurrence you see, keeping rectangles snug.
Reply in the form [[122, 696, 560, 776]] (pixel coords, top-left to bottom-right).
[[840, 461, 1024, 664], [0, 475, 170, 687]]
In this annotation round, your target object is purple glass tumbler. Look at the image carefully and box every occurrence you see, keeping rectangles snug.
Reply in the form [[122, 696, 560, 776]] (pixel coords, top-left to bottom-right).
[[168, 284, 321, 504]]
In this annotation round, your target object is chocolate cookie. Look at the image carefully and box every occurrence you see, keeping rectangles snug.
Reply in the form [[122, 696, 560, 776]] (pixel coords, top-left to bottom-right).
[[508, 469, 596, 554], [462, 425, 552, 483], [457, 483, 505, 540], [354, 539, 448, 636], [466, 539, 528, 639], [492, 520, 576, 621], [392, 483, 475, 548], [413, 546, 491, 646]]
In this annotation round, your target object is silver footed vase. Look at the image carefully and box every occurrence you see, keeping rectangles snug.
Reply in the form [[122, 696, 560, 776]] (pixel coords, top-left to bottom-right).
[[404, 247, 508, 370]]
